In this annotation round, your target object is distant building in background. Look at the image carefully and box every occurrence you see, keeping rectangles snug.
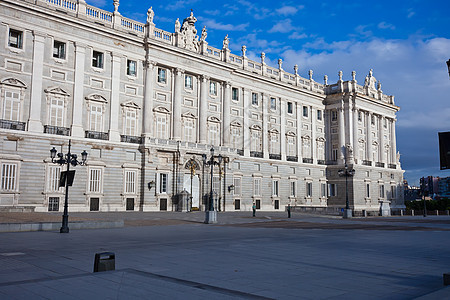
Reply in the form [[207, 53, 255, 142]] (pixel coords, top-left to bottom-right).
[[403, 180, 421, 201], [420, 176, 440, 197], [438, 177, 450, 198]]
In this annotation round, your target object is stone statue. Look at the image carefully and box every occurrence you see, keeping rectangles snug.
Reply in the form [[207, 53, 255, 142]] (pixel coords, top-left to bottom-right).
[[242, 45, 247, 57], [223, 34, 229, 49], [200, 26, 207, 42], [364, 69, 377, 89], [175, 18, 180, 32], [324, 75, 328, 85], [294, 64, 298, 75], [113, 0, 119, 13], [278, 58, 283, 70], [338, 70, 343, 81], [352, 70, 356, 81], [308, 70, 313, 81], [346, 144, 354, 158], [261, 52, 265, 64], [147, 6, 154, 23]]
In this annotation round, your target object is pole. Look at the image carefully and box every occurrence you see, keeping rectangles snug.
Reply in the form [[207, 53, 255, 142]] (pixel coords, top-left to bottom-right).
[[210, 158, 214, 211], [345, 172, 349, 210], [60, 140, 71, 233], [223, 160, 226, 212], [190, 168, 193, 212]]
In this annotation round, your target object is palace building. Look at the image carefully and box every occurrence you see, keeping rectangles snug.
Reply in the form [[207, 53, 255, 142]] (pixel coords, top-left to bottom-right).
[[0, 0, 404, 215]]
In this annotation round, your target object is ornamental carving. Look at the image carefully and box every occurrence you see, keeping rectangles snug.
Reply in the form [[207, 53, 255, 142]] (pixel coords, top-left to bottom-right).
[[178, 10, 201, 52]]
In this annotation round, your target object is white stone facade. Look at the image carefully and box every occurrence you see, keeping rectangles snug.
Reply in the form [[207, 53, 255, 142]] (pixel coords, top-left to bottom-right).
[[0, 0, 404, 214]]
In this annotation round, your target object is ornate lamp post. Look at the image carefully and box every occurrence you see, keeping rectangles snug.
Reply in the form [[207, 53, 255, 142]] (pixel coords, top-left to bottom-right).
[[338, 164, 355, 219], [185, 157, 199, 212], [202, 147, 222, 224], [50, 140, 87, 233]]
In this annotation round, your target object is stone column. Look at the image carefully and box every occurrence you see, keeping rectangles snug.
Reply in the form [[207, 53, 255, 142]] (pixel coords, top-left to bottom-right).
[[280, 98, 286, 160], [380, 116, 385, 165], [199, 75, 208, 144], [391, 118, 397, 164], [297, 102, 302, 161], [353, 107, 359, 164], [366, 112, 372, 163], [143, 60, 155, 137], [325, 110, 331, 161], [28, 32, 45, 133], [243, 88, 250, 156], [108, 53, 121, 142], [173, 68, 183, 140], [262, 93, 269, 159], [310, 106, 316, 163], [338, 107, 345, 163], [71, 42, 86, 137], [222, 82, 231, 146]]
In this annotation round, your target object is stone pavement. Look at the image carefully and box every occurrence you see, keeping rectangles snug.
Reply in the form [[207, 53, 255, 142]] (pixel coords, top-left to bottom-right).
[[0, 212, 450, 299]]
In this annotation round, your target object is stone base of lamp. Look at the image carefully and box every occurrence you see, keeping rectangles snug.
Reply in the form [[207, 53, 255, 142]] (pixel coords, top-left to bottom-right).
[[343, 209, 353, 219], [204, 211, 217, 224]]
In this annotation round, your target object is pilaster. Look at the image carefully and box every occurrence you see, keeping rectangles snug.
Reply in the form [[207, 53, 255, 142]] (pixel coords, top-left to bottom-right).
[[71, 42, 86, 137], [199, 75, 208, 144], [28, 31, 45, 133], [143, 60, 155, 137], [222, 82, 231, 146], [173, 68, 183, 140], [108, 53, 121, 142]]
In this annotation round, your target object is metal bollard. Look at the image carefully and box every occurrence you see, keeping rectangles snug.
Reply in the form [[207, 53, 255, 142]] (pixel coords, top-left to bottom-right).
[[94, 252, 115, 272]]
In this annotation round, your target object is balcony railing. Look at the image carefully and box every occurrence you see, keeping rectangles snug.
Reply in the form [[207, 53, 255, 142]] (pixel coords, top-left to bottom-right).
[[375, 162, 385, 168], [44, 125, 70, 136], [303, 158, 313, 164], [388, 163, 397, 169], [250, 151, 263, 158], [85, 130, 109, 140], [237, 149, 244, 156], [287, 156, 298, 162], [121, 135, 142, 144], [269, 153, 281, 160], [0, 119, 25, 131], [362, 160, 372, 166], [317, 160, 326, 165]]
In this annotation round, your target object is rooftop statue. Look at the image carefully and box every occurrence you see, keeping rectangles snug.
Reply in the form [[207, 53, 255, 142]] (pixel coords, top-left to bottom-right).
[[147, 6, 154, 24], [364, 69, 377, 90], [179, 10, 199, 52], [223, 34, 229, 49]]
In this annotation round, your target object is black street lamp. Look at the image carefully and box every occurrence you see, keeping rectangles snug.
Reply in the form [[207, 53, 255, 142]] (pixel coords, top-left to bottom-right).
[[338, 164, 355, 219], [185, 157, 199, 212], [202, 147, 222, 224], [50, 140, 87, 233]]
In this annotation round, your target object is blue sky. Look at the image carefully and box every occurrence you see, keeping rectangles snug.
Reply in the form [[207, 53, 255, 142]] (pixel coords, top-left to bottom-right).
[[88, 0, 450, 185]]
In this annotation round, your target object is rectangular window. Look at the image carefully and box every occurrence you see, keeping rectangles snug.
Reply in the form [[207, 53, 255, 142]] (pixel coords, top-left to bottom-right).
[[251, 93, 258, 106], [89, 168, 102, 193], [157, 68, 166, 83], [317, 110, 322, 121], [159, 173, 168, 193], [303, 106, 308, 117], [1, 163, 17, 191], [290, 181, 296, 197], [366, 183, 370, 198], [184, 119, 194, 142], [89, 104, 103, 132], [209, 81, 217, 95], [306, 182, 312, 197], [209, 123, 219, 146], [253, 178, 261, 196], [48, 165, 61, 192], [328, 183, 336, 197], [251, 130, 261, 152], [391, 185, 396, 199], [270, 97, 277, 110], [125, 170, 136, 194], [125, 110, 137, 136], [233, 177, 241, 196], [3, 90, 20, 121], [185, 75, 193, 89], [331, 110, 337, 121], [48, 197, 59, 212], [231, 127, 240, 148], [127, 60, 137, 76], [8, 29, 22, 49], [92, 51, 104, 68], [49, 97, 64, 127], [53, 41, 66, 59], [332, 147, 338, 161], [287, 137, 296, 157], [287, 102, 293, 114], [234, 199, 240, 210], [156, 115, 167, 139], [321, 183, 327, 197], [379, 185, 385, 198], [272, 180, 279, 197], [232, 87, 239, 101]]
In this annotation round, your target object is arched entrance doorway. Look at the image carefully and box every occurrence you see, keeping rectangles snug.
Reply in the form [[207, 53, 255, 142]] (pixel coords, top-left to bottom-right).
[[184, 158, 201, 211]]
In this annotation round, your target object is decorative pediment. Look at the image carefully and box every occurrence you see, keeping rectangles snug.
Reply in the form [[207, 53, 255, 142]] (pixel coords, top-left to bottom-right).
[[358, 138, 365, 143], [316, 137, 326, 142], [207, 116, 220, 123], [1, 78, 27, 88], [250, 124, 262, 131], [45, 86, 70, 96], [372, 140, 379, 146], [85, 94, 107, 103], [268, 128, 279, 134], [301, 134, 311, 140], [285, 131, 296, 137], [120, 101, 141, 109], [182, 112, 197, 119], [153, 106, 170, 113], [230, 120, 242, 127]]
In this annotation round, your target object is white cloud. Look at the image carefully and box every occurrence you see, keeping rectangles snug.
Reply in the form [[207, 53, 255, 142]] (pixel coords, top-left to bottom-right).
[[268, 19, 300, 33], [407, 8, 415, 18], [275, 5, 304, 16], [204, 10, 220, 16], [378, 22, 396, 30], [289, 32, 308, 40], [199, 18, 249, 31], [354, 25, 373, 38]]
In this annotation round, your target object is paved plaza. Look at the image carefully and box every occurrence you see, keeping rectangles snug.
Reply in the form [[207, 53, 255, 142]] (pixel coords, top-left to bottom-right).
[[0, 212, 450, 299]]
